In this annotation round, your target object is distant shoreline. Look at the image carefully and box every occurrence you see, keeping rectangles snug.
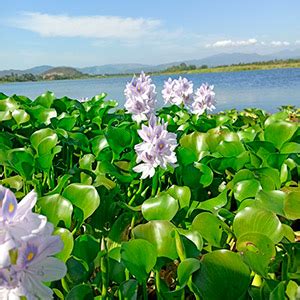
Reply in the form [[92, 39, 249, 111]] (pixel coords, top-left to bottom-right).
[[1, 60, 300, 84]]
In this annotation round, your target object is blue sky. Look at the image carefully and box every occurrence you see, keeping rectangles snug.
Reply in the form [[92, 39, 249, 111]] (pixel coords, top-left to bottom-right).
[[1, 0, 300, 69]]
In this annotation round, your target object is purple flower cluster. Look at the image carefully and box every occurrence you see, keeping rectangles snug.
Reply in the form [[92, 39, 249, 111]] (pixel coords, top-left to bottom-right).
[[0, 186, 66, 299], [162, 77, 216, 115], [133, 115, 177, 179], [162, 77, 193, 106], [124, 71, 157, 123], [191, 83, 216, 115]]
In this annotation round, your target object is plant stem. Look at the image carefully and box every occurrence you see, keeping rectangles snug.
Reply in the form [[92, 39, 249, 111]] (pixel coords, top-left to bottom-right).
[[100, 238, 109, 299], [142, 281, 148, 300], [128, 180, 143, 206], [151, 173, 158, 197]]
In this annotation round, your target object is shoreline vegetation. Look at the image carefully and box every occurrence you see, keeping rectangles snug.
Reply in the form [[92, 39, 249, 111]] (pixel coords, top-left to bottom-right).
[[1, 58, 300, 84]]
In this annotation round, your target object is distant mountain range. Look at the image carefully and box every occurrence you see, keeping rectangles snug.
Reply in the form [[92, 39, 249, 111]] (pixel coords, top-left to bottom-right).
[[1, 49, 300, 76]]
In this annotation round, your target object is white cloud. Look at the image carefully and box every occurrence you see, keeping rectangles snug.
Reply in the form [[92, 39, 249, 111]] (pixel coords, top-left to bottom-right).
[[295, 40, 300, 45], [206, 38, 258, 48], [10, 12, 161, 39], [271, 41, 290, 46]]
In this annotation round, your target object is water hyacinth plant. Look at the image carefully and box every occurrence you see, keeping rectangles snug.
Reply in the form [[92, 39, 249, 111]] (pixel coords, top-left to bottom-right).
[[162, 76, 216, 115], [162, 76, 194, 106], [0, 186, 66, 299], [0, 75, 299, 299], [133, 114, 178, 178], [124, 71, 157, 122]]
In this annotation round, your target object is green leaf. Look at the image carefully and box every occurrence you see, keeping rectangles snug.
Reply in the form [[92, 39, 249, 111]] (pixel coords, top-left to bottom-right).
[[132, 220, 177, 259], [121, 239, 157, 283], [177, 258, 200, 286], [73, 235, 99, 264], [167, 185, 191, 209], [141, 192, 179, 221], [233, 179, 261, 201], [38, 194, 73, 228], [33, 91, 55, 108], [118, 279, 138, 300], [233, 207, 283, 243], [12, 109, 30, 125], [28, 105, 57, 125], [236, 232, 276, 276], [192, 250, 251, 300], [106, 126, 132, 155], [66, 257, 90, 285], [194, 163, 214, 187], [179, 132, 209, 161], [66, 284, 93, 300], [198, 190, 227, 212], [30, 128, 58, 153], [283, 191, 300, 220], [54, 228, 74, 262], [255, 190, 286, 216], [191, 212, 225, 247], [264, 121, 297, 149], [8, 148, 34, 180], [216, 140, 245, 157], [63, 184, 100, 220]]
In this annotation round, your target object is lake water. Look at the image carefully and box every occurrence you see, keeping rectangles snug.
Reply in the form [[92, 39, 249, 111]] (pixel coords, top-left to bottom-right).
[[1, 68, 300, 112]]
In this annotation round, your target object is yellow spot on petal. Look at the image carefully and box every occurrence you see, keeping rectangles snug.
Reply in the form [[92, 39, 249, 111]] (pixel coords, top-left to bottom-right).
[[8, 203, 15, 213], [27, 252, 35, 262]]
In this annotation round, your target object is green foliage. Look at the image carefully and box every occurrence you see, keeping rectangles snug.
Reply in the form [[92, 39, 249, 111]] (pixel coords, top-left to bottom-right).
[[0, 92, 299, 299]]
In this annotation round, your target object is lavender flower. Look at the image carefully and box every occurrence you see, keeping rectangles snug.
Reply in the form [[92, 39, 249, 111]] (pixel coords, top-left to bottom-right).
[[191, 83, 216, 115], [0, 187, 47, 268], [0, 186, 66, 299], [162, 77, 193, 106], [124, 71, 157, 123], [133, 114, 177, 178]]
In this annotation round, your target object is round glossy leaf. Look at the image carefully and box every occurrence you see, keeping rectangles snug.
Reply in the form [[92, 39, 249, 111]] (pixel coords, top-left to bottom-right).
[[192, 250, 251, 300], [236, 232, 276, 276], [179, 132, 208, 161], [264, 121, 297, 149], [106, 127, 132, 155], [141, 192, 179, 221], [63, 184, 100, 220], [8, 148, 34, 180], [28, 106, 57, 125], [191, 212, 224, 247], [233, 207, 283, 243], [121, 239, 157, 283], [280, 142, 300, 154], [216, 140, 245, 157], [38, 194, 73, 228], [283, 191, 300, 220], [132, 220, 177, 259], [54, 228, 74, 262], [194, 163, 214, 187], [198, 190, 227, 212], [178, 258, 200, 286], [233, 179, 261, 201], [34, 91, 55, 108], [255, 190, 286, 216], [167, 185, 191, 209], [66, 284, 93, 300], [30, 128, 58, 152], [37, 135, 59, 156], [179, 229, 203, 252], [12, 109, 30, 125], [73, 235, 99, 264], [254, 167, 281, 191]]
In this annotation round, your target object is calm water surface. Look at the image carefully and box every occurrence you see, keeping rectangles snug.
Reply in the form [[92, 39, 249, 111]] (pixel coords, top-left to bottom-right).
[[1, 68, 300, 112]]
